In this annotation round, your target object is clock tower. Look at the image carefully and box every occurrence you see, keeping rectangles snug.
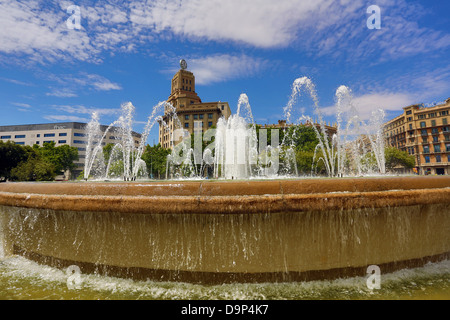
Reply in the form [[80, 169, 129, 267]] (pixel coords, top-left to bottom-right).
[[167, 60, 202, 109], [159, 60, 231, 149]]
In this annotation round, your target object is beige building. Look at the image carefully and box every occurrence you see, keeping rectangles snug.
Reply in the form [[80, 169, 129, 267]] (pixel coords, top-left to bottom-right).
[[384, 98, 450, 175], [159, 61, 231, 149], [260, 119, 337, 139], [0, 122, 141, 179]]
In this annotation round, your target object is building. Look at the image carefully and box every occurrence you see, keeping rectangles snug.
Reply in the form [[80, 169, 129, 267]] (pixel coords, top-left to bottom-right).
[[0, 122, 142, 179], [159, 60, 231, 149], [384, 98, 450, 175], [260, 119, 337, 139]]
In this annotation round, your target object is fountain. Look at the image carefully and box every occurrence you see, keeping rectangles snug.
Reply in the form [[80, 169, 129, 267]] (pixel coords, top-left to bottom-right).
[[0, 77, 449, 286]]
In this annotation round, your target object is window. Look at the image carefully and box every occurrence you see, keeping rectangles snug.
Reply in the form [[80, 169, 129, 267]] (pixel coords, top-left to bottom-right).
[[37, 134, 40, 137], [221, 105, 224, 110], [436, 155, 441, 163], [44, 133, 55, 137], [15, 142, 25, 145], [433, 136, 438, 143], [208, 113, 213, 119], [59, 133, 67, 136], [446, 144, 450, 152], [15, 135, 25, 138], [77, 148, 86, 151], [1, 135, 11, 139], [443, 127, 449, 132], [35, 141, 40, 145], [406, 110, 412, 115], [422, 137, 428, 143], [407, 117, 412, 122], [409, 124, 413, 130], [74, 132, 85, 137], [443, 118, 448, 125], [421, 129, 427, 136], [432, 128, 439, 134], [58, 140, 67, 144], [434, 145, 441, 153], [208, 121, 213, 127], [420, 122, 426, 128], [184, 123, 189, 128], [431, 120, 436, 127], [185, 115, 189, 120], [73, 140, 86, 144], [193, 114, 198, 120], [425, 156, 430, 163], [199, 114, 204, 119], [43, 141, 54, 144], [423, 145, 430, 153], [448, 155, 450, 162]]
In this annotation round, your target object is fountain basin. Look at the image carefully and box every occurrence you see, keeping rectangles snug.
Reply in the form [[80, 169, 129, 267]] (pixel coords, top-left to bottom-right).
[[0, 176, 449, 284]]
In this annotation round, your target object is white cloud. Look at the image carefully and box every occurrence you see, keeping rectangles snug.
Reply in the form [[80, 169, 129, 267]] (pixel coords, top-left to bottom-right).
[[0, 77, 34, 86], [175, 54, 267, 85], [319, 88, 415, 119], [12, 102, 32, 109], [46, 88, 78, 98], [51, 105, 121, 116], [45, 72, 121, 97], [0, 0, 448, 66], [44, 115, 91, 122], [129, 0, 324, 48]]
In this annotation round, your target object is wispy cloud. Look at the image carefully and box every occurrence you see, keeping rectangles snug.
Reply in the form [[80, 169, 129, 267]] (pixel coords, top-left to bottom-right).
[[45, 72, 122, 97], [167, 54, 267, 85], [0, 77, 34, 86], [11, 102, 33, 112], [46, 88, 78, 98], [2, 0, 447, 66], [44, 104, 121, 124], [51, 105, 121, 116], [43, 115, 91, 122]]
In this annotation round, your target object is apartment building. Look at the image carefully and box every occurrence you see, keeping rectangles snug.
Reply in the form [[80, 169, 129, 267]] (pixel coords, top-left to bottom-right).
[[384, 98, 450, 175]]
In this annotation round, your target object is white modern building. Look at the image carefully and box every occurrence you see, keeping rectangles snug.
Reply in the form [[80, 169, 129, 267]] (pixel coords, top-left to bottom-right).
[[0, 122, 142, 179]]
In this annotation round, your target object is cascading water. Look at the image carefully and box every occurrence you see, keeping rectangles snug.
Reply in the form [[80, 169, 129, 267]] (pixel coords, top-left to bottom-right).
[[84, 101, 179, 181], [284, 77, 387, 177]]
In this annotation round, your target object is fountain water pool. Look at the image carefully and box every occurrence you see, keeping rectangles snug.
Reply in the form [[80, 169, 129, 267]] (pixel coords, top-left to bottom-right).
[[0, 177, 449, 285]]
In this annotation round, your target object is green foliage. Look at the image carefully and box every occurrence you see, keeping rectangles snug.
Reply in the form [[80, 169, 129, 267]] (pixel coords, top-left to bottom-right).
[[38, 142, 79, 174], [0, 140, 29, 180], [282, 125, 321, 152], [10, 158, 56, 181], [0, 141, 78, 181], [141, 143, 171, 179], [385, 147, 415, 170]]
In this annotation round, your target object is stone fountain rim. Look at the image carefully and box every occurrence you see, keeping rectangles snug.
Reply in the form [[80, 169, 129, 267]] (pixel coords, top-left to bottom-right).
[[0, 176, 449, 214]]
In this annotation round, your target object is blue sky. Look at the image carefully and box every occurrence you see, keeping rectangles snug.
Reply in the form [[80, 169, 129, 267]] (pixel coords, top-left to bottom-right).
[[0, 0, 449, 145]]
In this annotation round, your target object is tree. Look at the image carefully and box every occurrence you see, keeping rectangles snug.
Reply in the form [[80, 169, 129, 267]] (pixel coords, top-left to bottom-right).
[[54, 144, 79, 177], [0, 141, 29, 181], [38, 142, 78, 178], [10, 158, 56, 181], [141, 144, 171, 179], [385, 147, 415, 171]]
